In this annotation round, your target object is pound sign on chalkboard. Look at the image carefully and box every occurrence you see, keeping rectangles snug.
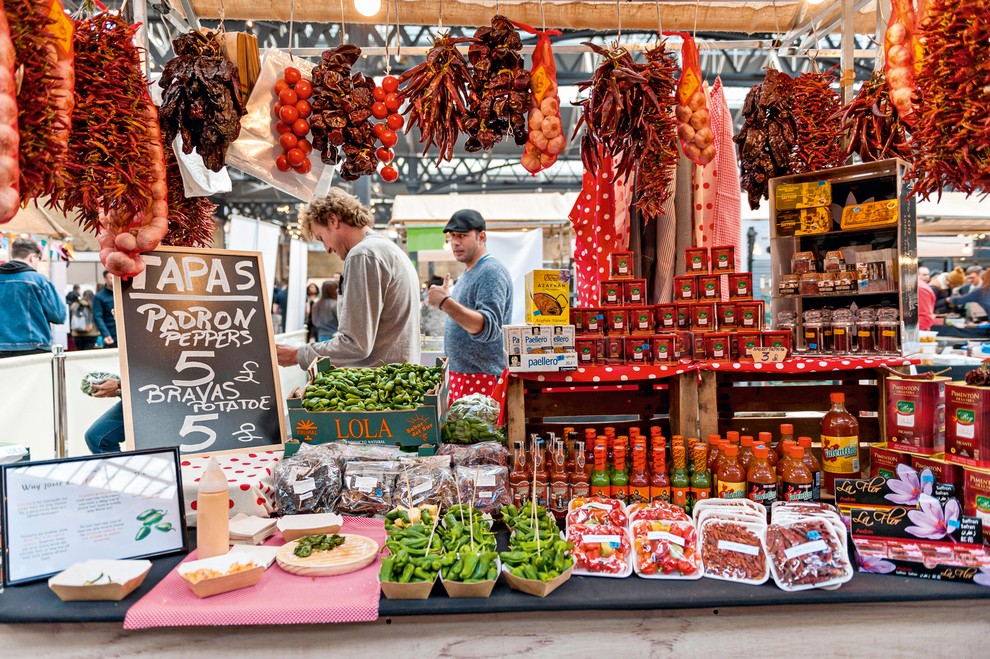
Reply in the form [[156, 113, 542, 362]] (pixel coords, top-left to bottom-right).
[[234, 423, 263, 444], [235, 361, 260, 385]]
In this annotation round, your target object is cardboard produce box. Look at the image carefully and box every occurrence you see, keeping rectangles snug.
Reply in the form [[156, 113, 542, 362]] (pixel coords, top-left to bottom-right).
[[286, 360, 446, 457]]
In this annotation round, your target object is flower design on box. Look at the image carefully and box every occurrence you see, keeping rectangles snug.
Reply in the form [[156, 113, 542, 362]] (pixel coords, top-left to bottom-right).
[[906, 494, 961, 541], [857, 553, 896, 574], [884, 464, 934, 506], [974, 568, 990, 587]]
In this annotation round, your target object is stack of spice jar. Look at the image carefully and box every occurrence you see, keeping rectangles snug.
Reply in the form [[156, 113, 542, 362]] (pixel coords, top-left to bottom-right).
[[776, 305, 902, 355], [572, 247, 789, 366]]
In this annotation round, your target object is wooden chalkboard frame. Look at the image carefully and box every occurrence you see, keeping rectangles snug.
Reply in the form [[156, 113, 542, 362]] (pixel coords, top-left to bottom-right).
[[114, 246, 286, 456]]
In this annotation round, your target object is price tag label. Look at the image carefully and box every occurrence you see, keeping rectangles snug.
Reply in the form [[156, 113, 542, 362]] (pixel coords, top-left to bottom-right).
[[751, 347, 788, 364], [717, 540, 760, 556], [584, 535, 622, 547], [784, 539, 829, 560], [475, 473, 497, 487], [353, 476, 378, 493], [647, 531, 686, 546], [293, 478, 316, 495], [411, 482, 432, 496]]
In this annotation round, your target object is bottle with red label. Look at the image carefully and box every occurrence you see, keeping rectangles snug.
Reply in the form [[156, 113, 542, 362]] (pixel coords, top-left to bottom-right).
[[508, 440, 531, 508], [782, 445, 814, 501], [798, 436, 822, 501], [747, 445, 778, 510], [821, 392, 860, 495], [650, 436, 671, 503], [570, 439, 591, 500], [717, 445, 747, 499], [629, 438, 650, 503], [611, 444, 630, 502], [671, 445, 690, 508], [549, 438, 570, 518]]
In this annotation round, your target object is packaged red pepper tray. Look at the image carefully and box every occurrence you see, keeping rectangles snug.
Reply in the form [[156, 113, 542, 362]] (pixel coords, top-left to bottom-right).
[[632, 519, 701, 579], [567, 523, 633, 578]]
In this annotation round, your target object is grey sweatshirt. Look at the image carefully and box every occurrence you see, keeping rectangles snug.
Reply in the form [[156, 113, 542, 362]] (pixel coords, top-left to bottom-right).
[[444, 255, 512, 375], [297, 233, 420, 368]]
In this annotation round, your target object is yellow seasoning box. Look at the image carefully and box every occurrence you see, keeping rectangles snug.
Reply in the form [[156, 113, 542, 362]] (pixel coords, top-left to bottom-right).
[[525, 269, 571, 325], [840, 199, 898, 230]]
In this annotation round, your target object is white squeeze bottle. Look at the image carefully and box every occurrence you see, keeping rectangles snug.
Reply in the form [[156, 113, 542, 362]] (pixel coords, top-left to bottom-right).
[[196, 458, 230, 559]]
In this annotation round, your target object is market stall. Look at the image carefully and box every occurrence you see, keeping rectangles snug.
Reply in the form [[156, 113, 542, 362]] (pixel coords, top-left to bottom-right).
[[2, 0, 990, 651]]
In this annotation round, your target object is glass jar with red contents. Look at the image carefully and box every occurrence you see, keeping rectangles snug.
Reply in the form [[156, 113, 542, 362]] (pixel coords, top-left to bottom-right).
[[673, 275, 697, 301], [656, 303, 678, 330], [877, 307, 900, 355], [712, 246, 735, 273], [779, 274, 801, 297], [705, 332, 732, 362], [802, 309, 826, 354], [776, 311, 798, 352], [698, 274, 720, 300], [819, 308, 834, 353], [691, 302, 716, 331], [735, 331, 762, 361], [830, 308, 855, 354], [799, 273, 821, 296], [653, 334, 677, 364], [685, 247, 710, 273], [728, 272, 753, 300], [856, 307, 878, 354]]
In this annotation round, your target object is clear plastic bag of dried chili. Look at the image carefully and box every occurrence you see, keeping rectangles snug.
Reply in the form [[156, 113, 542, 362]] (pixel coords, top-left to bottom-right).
[[698, 518, 770, 585], [766, 519, 853, 591]]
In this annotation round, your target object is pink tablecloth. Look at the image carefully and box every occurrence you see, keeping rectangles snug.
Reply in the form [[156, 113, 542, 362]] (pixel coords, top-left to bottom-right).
[[123, 517, 385, 629]]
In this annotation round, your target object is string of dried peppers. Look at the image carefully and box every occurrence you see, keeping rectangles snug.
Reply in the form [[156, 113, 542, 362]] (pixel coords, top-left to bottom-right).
[[7, 0, 71, 206], [54, 9, 167, 277], [789, 69, 844, 173], [159, 137, 217, 249], [834, 71, 912, 163], [634, 42, 679, 221], [911, 0, 990, 199], [158, 31, 245, 173]]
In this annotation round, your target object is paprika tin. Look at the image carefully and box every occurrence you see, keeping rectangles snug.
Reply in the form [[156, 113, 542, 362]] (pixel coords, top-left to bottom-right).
[[624, 279, 648, 305], [885, 375, 948, 455], [599, 280, 624, 306], [869, 443, 913, 479], [711, 245, 735, 273], [653, 334, 677, 364], [576, 337, 599, 365], [605, 337, 625, 364], [610, 251, 635, 279], [762, 330, 792, 357], [735, 331, 762, 361], [673, 275, 697, 301], [675, 302, 691, 329], [692, 333, 707, 361], [698, 274, 720, 301], [606, 308, 629, 335], [963, 468, 990, 544], [684, 247, 709, 273], [736, 301, 765, 331], [624, 336, 652, 365], [691, 301, 716, 331], [717, 301, 738, 329], [672, 331, 693, 361], [629, 306, 654, 334], [571, 308, 586, 333], [945, 383, 990, 470], [704, 332, 731, 362], [727, 272, 753, 300], [655, 303, 678, 331], [584, 308, 606, 335]]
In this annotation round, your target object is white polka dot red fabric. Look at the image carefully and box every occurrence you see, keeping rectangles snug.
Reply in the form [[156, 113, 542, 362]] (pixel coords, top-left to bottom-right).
[[181, 451, 280, 525], [123, 516, 386, 628], [568, 152, 631, 306]]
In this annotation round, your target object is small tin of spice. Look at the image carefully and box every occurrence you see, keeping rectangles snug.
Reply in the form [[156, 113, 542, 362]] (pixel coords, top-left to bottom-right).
[[624, 336, 652, 364], [584, 308, 605, 335], [624, 279, 648, 304], [607, 308, 629, 335], [653, 334, 677, 364], [571, 308, 586, 333], [685, 247, 710, 273], [605, 337, 625, 364], [656, 303, 678, 330], [737, 301, 764, 330], [735, 331, 762, 361], [762, 330, 792, 358], [691, 301, 716, 330], [718, 301, 738, 329], [711, 246, 735, 273], [673, 275, 697, 301], [675, 302, 691, 329], [692, 333, 707, 361], [673, 331, 693, 361], [629, 306, 654, 334], [576, 338, 598, 365], [727, 272, 753, 300], [705, 332, 731, 362], [600, 280, 624, 306], [610, 251, 635, 278], [698, 274, 720, 300]]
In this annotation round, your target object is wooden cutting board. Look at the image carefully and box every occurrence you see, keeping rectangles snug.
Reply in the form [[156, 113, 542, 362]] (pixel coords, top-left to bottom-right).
[[275, 535, 379, 577]]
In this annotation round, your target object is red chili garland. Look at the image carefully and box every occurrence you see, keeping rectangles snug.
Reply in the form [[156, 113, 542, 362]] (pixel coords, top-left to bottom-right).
[[159, 139, 217, 249]]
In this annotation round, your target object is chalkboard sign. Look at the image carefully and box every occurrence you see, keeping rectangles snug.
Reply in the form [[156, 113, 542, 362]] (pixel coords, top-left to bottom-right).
[[114, 247, 285, 455]]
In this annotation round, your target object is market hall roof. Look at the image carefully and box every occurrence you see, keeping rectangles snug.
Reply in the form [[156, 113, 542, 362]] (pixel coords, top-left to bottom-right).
[[178, 0, 880, 36]]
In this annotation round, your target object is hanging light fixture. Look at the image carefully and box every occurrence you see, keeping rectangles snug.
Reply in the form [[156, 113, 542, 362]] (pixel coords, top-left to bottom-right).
[[354, 0, 382, 17]]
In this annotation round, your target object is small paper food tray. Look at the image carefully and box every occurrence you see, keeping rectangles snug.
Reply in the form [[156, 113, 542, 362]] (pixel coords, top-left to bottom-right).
[[440, 557, 501, 598], [380, 576, 436, 600], [276, 513, 344, 541], [502, 562, 574, 598], [177, 551, 265, 598], [48, 560, 152, 602]]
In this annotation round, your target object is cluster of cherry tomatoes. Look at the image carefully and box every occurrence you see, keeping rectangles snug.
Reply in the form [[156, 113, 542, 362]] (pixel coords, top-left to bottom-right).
[[371, 75, 403, 183], [273, 67, 314, 175]]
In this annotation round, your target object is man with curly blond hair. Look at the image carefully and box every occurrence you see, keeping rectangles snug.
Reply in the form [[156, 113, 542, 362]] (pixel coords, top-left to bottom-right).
[[276, 189, 420, 368]]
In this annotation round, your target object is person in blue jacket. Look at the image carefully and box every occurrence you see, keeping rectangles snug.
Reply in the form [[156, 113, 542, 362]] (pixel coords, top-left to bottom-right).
[[0, 238, 66, 357], [92, 269, 117, 347]]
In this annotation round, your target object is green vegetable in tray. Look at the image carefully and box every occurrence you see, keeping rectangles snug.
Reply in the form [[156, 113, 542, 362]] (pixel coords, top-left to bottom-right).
[[293, 533, 346, 557], [380, 509, 444, 583], [499, 502, 574, 582], [301, 363, 443, 413], [443, 393, 505, 444]]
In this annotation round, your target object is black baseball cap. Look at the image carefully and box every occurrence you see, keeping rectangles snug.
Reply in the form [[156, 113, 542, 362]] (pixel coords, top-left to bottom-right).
[[444, 209, 486, 233]]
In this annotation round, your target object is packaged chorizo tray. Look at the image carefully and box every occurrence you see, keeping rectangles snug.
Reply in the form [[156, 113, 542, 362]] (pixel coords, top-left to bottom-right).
[[698, 518, 770, 585], [567, 523, 633, 578], [631, 519, 701, 580]]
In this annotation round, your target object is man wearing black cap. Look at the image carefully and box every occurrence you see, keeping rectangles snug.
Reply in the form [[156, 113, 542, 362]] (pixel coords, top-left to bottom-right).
[[428, 209, 512, 403]]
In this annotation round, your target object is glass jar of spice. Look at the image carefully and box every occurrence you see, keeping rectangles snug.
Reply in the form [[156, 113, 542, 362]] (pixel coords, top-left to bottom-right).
[[877, 307, 900, 355], [777, 311, 798, 351], [791, 252, 817, 275], [802, 309, 826, 354], [779, 274, 801, 296], [856, 307, 878, 354], [799, 273, 821, 296], [831, 308, 856, 354]]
